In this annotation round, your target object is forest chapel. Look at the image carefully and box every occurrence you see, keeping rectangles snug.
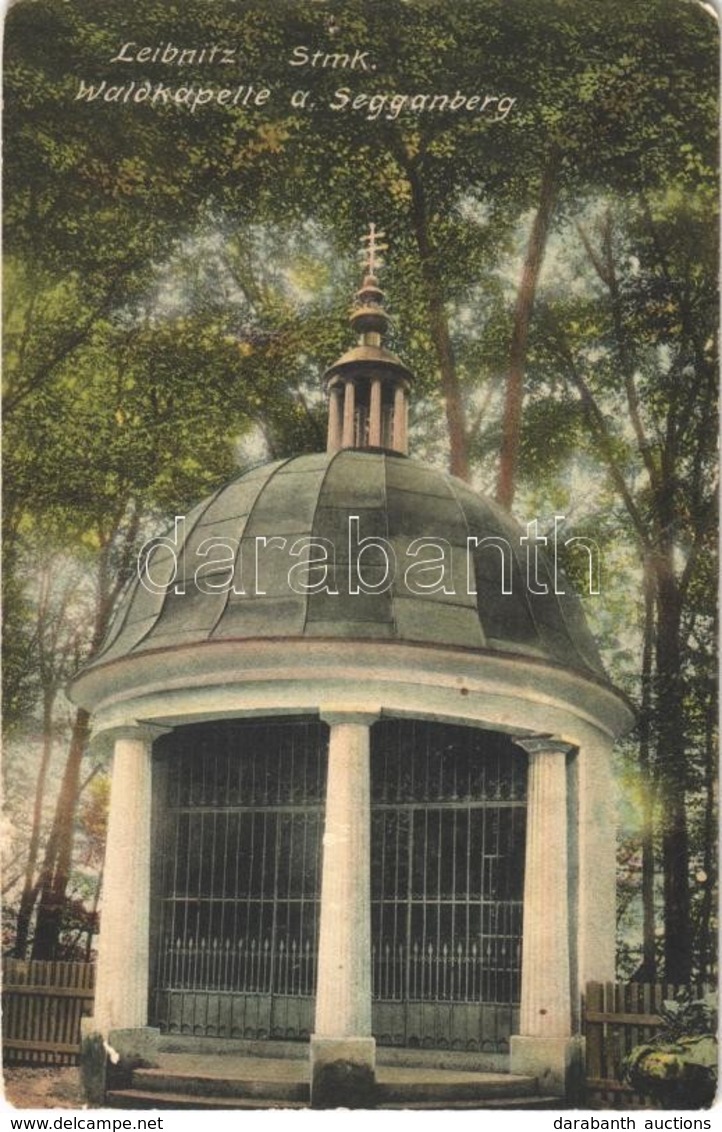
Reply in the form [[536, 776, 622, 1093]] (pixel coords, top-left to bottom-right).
[[71, 228, 634, 1108]]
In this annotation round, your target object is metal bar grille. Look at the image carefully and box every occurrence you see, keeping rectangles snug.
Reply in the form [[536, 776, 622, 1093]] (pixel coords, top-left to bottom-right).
[[370, 720, 526, 1051], [150, 715, 526, 1050], [151, 719, 326, 1037]]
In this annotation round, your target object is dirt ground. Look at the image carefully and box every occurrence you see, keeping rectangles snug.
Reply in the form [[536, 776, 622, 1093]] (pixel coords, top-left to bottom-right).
[[2, 1066, 88, 1110]]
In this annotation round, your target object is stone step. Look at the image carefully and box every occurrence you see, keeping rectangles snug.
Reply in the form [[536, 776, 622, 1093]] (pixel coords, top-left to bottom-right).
[[131, 1065, 309, 1102], [382, 1096, 560, 1110], [157, 1036, 308, 1060], [107, 1089, 307, 1110], [108, 1087, 555, 1111], [375, 1068, 538, 1103], [378, 1047, 508, 1073], [156, 1035, 508, 1074], [105, 1055, 547, 1110]]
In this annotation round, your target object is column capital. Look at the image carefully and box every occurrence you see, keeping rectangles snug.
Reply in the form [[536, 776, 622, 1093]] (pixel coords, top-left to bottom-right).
[[91, 722, 173, 754], [320, 708, 380, 728], [513, 733, 576, 758]]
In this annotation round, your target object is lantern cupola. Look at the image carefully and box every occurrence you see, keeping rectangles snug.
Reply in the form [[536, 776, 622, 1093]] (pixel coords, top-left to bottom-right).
[[324, 224, 414, 454]]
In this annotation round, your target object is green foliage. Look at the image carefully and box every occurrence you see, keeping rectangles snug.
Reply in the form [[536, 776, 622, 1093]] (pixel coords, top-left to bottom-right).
[[656, 992, 718, 1042], [1, 569, 39, 732]]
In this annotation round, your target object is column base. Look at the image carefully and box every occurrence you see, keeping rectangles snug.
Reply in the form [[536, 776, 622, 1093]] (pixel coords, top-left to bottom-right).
[[310, 1036, 376, 1108], [79, 1022, 160, 1105], [510, 1034, 585, 1098]]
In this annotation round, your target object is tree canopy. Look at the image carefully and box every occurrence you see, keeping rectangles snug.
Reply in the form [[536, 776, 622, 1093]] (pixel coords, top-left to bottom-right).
[[3, 0, 718, 978]]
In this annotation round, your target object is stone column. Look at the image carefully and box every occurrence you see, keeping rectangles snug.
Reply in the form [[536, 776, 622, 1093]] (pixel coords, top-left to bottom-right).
[[368, 378, 382, 446], [510, 736, 580, 1096], [392, 383, 408, 454], [342, 380, 356, 448], [311, 711, 377, 1107], [327, 384, 343, 453], [81, 724, 165, 1102]]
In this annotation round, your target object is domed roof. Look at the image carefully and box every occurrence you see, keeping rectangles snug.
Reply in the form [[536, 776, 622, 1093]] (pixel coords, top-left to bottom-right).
[[86, 449, 607, 682]]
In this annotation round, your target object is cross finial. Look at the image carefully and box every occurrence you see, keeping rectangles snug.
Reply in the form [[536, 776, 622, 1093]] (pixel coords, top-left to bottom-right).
[[360, 223, 388, 276]]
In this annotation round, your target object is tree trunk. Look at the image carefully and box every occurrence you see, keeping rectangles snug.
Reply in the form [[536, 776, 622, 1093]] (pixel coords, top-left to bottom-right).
[[85, 863, 104, 962], [31, 707, 91, 959], [638, 561, 657, 979], [496, 150, 560, 510], [13, 689, 57, 957], [654, 561, 691, 984], [695, 692, 716, 981], [406, 163, 470, 481]]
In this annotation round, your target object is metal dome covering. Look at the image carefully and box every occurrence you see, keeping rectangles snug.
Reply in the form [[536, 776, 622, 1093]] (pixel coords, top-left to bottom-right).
[[86, 449, 607, 682]]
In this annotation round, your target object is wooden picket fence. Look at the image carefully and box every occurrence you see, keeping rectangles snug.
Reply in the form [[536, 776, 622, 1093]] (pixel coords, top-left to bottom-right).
[[583, 981, 715, 1108], [1, 962, 715, 1096], [2, 960, 95, 1066]]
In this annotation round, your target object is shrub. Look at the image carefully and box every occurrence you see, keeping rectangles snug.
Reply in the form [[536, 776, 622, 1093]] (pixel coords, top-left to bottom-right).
[[624, 992, 718, 1110]]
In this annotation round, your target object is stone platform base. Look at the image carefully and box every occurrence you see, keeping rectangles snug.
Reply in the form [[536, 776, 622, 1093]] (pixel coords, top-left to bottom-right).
[[79, 1021, 160, 1105], [97, 1047, 556, 1109], [310, 1036, 376, 1108], [510, 1034, 584, 1099]]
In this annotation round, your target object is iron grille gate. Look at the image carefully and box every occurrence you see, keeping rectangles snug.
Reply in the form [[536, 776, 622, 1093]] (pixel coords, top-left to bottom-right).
[[150, 719, 326, 1040], [149, 716, 526, 1051], [370, 721, 527, 1052]]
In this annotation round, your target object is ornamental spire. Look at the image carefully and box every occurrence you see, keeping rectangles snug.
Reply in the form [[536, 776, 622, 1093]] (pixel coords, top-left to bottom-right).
[[350, 223, 391, 343], [360, 222, 387, 276]]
